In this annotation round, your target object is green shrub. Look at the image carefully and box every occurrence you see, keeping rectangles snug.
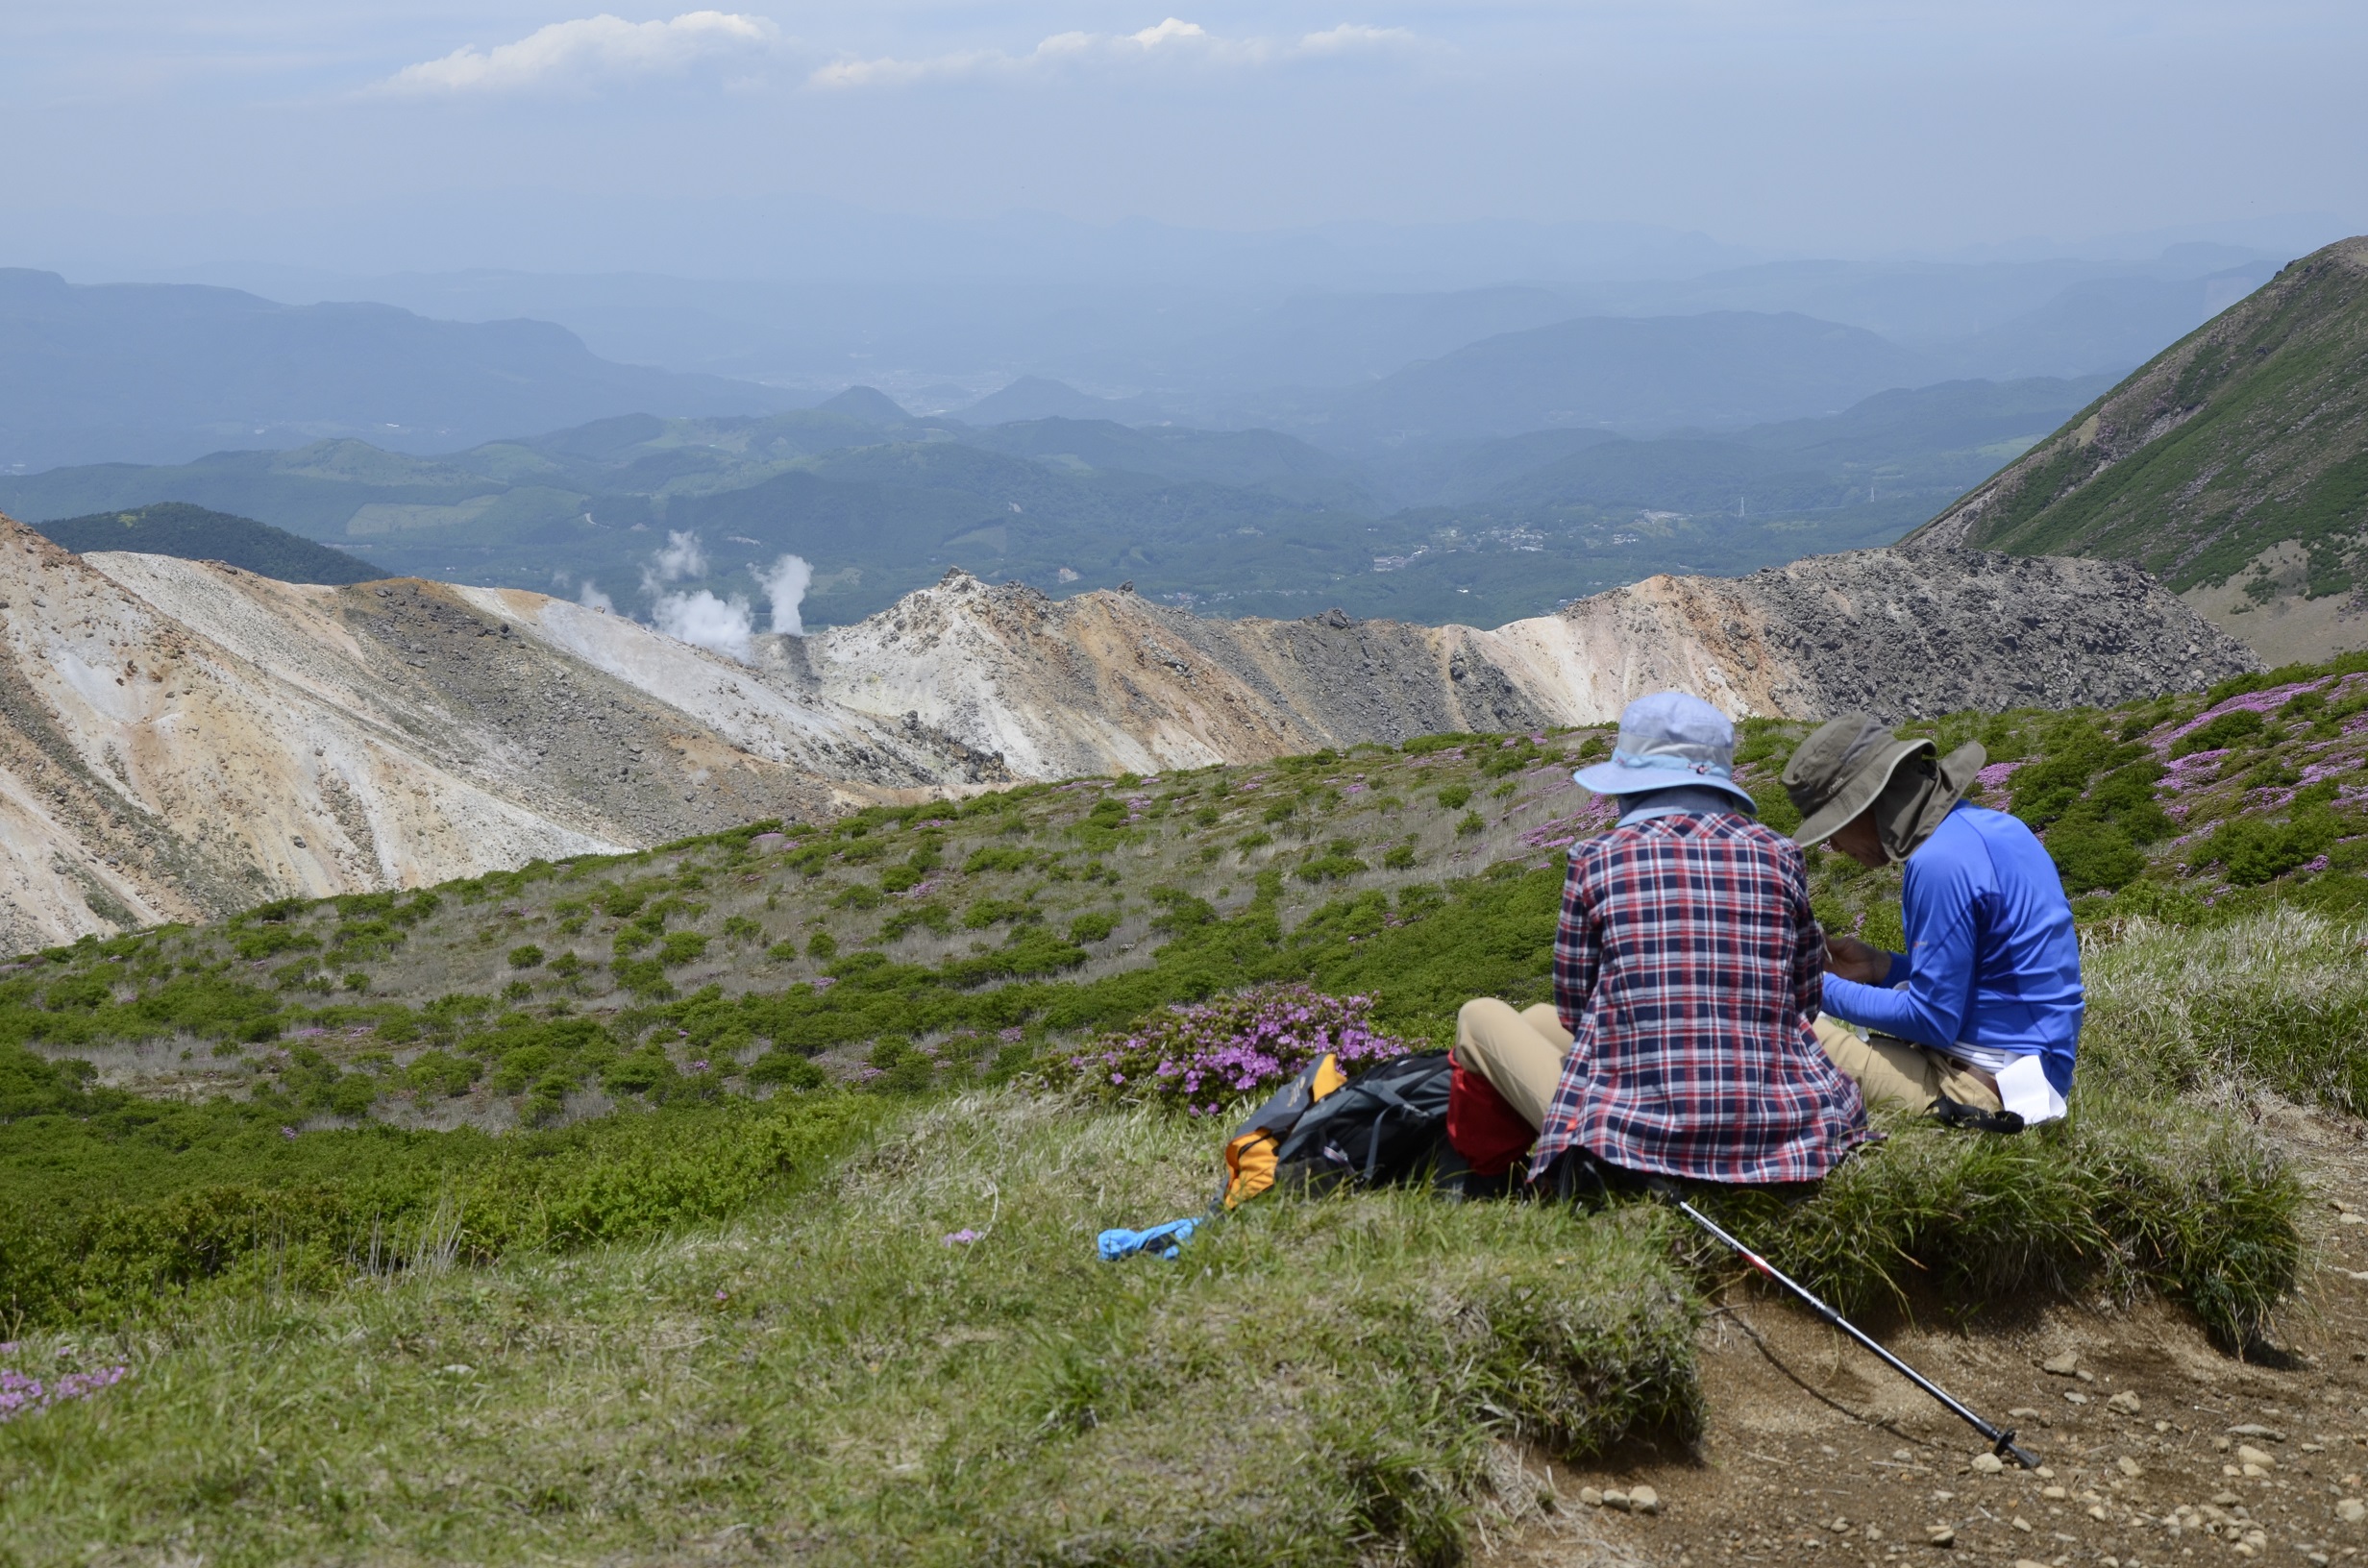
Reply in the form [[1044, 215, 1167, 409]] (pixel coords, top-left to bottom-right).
[[0, 1094, 885, 1330], [1068, 911, 1121, 944], [2172, 708, 2268, 758], [1436, 783, 1472, 810], [507, 943, 545, 969], [880, 901, 954, 940], [657, 932, 710, 968], [2045, 809, 2147, 892], [2202, 809, 2340, 885], [1454, 812, 1484, 837]]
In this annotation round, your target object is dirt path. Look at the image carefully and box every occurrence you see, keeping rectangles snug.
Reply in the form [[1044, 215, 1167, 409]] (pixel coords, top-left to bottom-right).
[[1483, 1108, 2368, 1568]]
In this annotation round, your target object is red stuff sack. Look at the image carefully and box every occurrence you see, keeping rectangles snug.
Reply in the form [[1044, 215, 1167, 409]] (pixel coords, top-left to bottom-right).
[[1446, 1054, 1534, 1179]]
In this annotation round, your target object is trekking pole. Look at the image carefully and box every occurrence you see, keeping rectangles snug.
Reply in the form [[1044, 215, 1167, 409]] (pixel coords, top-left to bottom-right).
[[1667, 1196, 2040, 1469]]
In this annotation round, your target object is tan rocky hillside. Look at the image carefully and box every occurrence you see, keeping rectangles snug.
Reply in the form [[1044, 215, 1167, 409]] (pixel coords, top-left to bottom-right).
[[789, 548, 2257, 773], [1911, 235, 2368, 663], [0, 508, 2251, 948]]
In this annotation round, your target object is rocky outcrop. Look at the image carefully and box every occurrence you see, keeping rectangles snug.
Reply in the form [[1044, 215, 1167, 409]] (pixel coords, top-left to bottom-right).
[[786, 552, 2257, 772], [0, 509, 2254, 948]]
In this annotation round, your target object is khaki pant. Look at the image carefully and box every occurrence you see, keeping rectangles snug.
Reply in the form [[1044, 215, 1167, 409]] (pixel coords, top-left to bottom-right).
[[1812, 1014, 2004, 1115], [1453, 998, 1574, 1131]]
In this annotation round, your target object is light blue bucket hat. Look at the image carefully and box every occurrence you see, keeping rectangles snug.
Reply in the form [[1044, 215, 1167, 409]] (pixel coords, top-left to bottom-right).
[[1570, 691, 1758, 809]]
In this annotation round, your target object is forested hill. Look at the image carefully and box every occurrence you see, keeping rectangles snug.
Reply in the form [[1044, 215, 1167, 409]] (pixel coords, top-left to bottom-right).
[[33, 502, 384, 585], [1912, 235, 2368, 659]]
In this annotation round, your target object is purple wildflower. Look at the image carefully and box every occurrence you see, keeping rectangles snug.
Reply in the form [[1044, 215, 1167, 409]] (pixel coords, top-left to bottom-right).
[[0, 1363, 130, 1423], [942, 1229, 982, 1246], [1068, 984, 1409, 1110]]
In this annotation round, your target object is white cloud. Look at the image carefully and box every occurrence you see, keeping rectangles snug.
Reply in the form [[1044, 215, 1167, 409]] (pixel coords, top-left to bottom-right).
[[759, 553, 814, 636], [382, 12, 777, 96], [578, 579, 616, 613], [810, 17, 1420, 89]]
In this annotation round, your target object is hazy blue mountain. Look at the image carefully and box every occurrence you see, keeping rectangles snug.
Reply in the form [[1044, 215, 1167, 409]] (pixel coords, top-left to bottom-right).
[[0, 269, 805, 471], [1932, 264, 2281, 380], [959, 378, 1127, 423], [0, 370, 2089, 629], [1143, 285, 1584, 393], [1315, 311, 1934, 441], [31, 502, 384, 584], [812, 385, 914, 425]]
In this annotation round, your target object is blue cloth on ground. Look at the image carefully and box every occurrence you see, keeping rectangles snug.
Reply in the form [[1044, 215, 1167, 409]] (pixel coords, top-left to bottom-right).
[[1819, 803, 2084, 1097], [1098, 1218, 1198, 1262]]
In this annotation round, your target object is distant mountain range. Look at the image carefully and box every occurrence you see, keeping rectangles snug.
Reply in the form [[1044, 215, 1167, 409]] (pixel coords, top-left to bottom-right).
[[0, 375, 2105, 630], [0, 269, 803, 470], [1913, 234, 2368, 665]]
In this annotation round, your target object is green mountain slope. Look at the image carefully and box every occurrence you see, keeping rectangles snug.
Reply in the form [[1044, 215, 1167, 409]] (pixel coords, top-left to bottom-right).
[[31, 502, 385, 584], [1912, 236, 2368, 659]]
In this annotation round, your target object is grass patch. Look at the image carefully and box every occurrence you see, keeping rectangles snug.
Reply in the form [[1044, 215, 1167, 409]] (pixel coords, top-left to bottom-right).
[[0, 1093, 1699, 1566], [2080, 905, 2368, 1115], [1711, 1095, 2301, 1348]]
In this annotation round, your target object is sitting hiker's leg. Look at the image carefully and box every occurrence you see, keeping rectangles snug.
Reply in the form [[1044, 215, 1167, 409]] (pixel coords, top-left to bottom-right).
[[1813, 1015, 2003, 1115], [1517, 1002, 1574, 1051], [1453, 998, 1568, 1130]]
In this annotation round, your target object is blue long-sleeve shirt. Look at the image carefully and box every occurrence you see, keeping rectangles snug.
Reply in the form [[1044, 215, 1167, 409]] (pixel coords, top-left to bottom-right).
[[1819, 803, 2084, 1097]]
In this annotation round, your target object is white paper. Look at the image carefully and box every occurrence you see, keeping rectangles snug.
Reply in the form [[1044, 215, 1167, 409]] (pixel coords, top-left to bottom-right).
[[1993, 1053, 2066, 1126]]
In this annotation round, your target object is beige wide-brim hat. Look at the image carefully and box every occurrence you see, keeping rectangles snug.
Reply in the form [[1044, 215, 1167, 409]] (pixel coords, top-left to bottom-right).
[[1782, 713, 1981, 847]]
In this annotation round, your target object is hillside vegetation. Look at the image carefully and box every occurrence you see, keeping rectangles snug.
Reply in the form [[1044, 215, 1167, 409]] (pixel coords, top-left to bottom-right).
[[13, 670, 2368, 1559], [30, 501, 384, 584], [1916, 234, 2368, 652]]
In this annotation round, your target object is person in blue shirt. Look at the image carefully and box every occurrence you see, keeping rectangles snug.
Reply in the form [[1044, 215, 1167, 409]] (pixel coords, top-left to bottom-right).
[[1781, 714, 2084, 1126]]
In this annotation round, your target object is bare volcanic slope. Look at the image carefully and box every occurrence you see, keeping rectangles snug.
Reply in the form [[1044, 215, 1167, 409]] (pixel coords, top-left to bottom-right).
[[0, 513, 992, 951], [1911, 235, 2368, 663], [789, 551, 2256, 777], [0, 509, 2248, 948]]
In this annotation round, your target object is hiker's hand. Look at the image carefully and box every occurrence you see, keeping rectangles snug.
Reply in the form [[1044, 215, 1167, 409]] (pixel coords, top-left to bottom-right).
[[1824, 932, 1890, 984]]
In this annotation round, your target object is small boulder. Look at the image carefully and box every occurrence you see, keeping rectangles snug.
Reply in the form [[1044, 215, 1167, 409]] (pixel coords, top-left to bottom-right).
[[2119, 1457, 2145, 1479], [2336, 1498, 2365, 1524], [2040, 1352, 2081, 1375], [2108, 1390, 2143, 1415], [1579, 1486, 1603, 1507], [1971, 1453, 2006, 1475], [1603, 1488, 1631, 1512], [2237, 1445, 2277, 1470], [1631, 1485, 1660, 1516], [1926, 1526, 1956, 1548]]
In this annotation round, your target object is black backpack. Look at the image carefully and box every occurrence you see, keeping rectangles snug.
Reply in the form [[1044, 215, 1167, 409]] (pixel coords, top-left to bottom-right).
[[1270, 1051, 1453, 1191]]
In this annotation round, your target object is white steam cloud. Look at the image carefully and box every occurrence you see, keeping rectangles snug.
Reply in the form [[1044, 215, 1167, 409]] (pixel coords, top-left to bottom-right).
[[759, 553, 814, 635], [382, 12, 777, 95], [653, 589, 754, 662], [644, 528, 707, 587], [629, 531, 811, 660], [579, 579, 615, 613]]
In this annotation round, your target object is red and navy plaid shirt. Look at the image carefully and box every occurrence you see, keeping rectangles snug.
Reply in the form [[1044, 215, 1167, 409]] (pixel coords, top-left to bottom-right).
[[1531, 812, 1868, 1187]]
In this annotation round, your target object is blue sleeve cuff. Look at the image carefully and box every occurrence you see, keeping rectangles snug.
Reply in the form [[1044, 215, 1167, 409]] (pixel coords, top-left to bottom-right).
[[1881, 950, 1909, 988]]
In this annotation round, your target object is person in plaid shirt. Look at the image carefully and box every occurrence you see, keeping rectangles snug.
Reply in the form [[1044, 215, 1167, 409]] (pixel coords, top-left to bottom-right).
[[1451, 692, 1868, 1191]]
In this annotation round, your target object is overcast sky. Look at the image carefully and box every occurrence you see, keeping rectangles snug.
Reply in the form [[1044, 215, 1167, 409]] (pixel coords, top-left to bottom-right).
[[6, 1, 2363, 275]]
